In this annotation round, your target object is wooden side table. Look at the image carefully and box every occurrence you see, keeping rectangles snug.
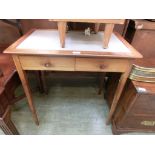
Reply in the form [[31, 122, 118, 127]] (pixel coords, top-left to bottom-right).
[[4, 29, 142, 126], [50, 19, 125, 48]]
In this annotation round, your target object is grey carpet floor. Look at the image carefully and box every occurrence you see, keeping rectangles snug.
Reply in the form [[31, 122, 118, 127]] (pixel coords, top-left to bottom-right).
[[0, 74, 154, 135]]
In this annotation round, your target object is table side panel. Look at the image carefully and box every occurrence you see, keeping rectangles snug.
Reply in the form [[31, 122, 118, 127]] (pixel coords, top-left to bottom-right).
[[18, 55, 130, 73]]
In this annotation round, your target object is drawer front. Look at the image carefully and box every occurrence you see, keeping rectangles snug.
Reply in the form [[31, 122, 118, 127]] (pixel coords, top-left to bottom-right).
[[19, 56, 75, 71], [75, 58, 129, 72]]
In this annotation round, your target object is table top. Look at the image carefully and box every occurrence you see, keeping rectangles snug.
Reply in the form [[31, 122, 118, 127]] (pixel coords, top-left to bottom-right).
[[50, 19, 125, 24], [4, 29, 142, 59]]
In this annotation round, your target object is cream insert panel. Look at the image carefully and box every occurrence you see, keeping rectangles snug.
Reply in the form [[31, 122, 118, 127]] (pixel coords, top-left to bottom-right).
[[17, 30, 130, 53]]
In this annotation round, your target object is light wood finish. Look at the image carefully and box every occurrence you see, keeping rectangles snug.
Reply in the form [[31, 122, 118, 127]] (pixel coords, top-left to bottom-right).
[[103, 24, 115, 48], [94, 23, 100, 33], [4, 30, 142, 59], [57, 21, 67, 48], [19, 56, 75, 71], [12, 55, 39, 125], [75, 58, 129, 72], [4, 29, 142, 125], [20, 56, 129, 72], [106, 63, 132, 124]]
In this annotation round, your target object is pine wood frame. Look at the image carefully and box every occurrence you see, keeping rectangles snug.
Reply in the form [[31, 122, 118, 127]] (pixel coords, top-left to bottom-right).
[[4, 28, 142, 125]]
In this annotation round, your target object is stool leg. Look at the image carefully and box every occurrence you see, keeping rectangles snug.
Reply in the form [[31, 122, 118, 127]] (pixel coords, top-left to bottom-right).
[[0, 106, 19, 135], [103, 23, 114, 48], [57, 21, 67, 48]]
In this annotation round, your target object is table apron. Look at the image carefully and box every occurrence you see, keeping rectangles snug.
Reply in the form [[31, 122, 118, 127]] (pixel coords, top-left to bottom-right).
[[18, 55, 130, 73]]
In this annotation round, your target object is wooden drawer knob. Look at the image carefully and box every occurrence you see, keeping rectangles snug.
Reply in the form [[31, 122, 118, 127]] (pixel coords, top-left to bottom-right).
[[100, 64, 106, 69], [44, 63, 52, 67]]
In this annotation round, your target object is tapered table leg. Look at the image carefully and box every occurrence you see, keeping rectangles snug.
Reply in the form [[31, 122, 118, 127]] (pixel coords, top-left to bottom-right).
[[106, 64, 132, 124], [57, 21, 67, 48], [12, 55, 39, 125], [103, 23, 114, 48]]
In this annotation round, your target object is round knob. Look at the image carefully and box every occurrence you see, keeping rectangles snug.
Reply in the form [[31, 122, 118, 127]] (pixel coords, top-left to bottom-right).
[[100, 64, 106, 69], [44, 63, 51, 67]]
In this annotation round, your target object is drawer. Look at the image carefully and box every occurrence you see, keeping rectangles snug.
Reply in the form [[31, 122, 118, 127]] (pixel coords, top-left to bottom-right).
[[19, 56, 75, 71], [75, 58, 129, 72]]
